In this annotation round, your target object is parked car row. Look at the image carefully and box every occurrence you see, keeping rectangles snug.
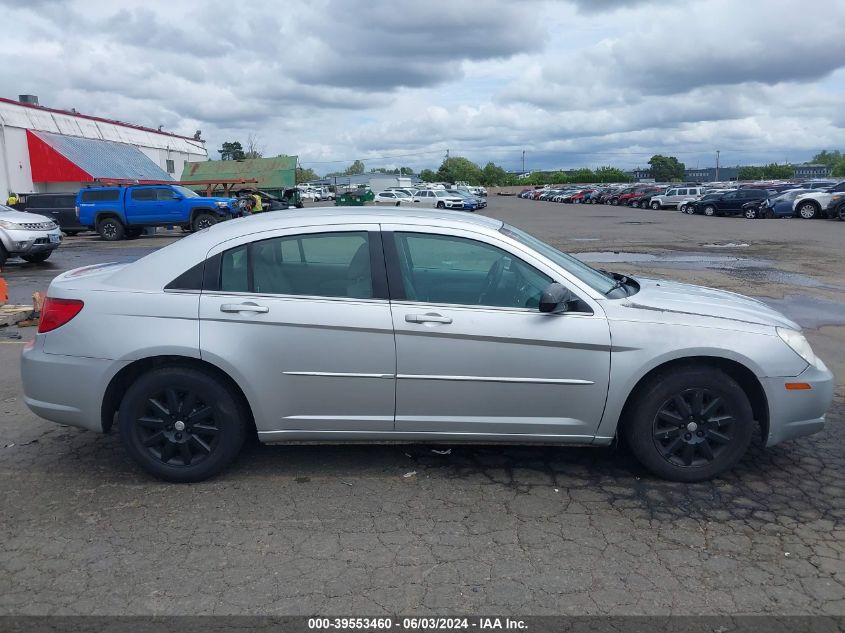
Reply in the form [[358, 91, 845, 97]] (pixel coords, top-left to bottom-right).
[[520, 180, 845, 222], [375, 187, 486, 211]]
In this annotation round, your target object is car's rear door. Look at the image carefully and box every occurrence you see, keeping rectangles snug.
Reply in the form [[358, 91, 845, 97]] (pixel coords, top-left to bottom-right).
[[198, 224, 397, 439], [125, 187, 158, 223], [382, 224, 611, 440]]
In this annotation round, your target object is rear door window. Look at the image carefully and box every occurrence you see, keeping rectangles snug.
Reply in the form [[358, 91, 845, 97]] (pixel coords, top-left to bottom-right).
[[130, 188, 156, 201], [80, 189, 120, 202]]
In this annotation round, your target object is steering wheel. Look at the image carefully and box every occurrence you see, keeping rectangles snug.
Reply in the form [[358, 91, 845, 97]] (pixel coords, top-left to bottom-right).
[[478, 256, 507, 304]]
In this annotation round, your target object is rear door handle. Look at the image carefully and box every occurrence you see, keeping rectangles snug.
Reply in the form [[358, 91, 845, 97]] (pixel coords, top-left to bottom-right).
[[220, 303, 269, 313], [405, 313, 452, 324]]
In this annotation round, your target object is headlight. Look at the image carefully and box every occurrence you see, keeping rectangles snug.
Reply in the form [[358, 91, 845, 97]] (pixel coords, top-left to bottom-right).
[[215, 201, 229, 208], [0, 219, 20, 229], [777, 327, 817, 366]]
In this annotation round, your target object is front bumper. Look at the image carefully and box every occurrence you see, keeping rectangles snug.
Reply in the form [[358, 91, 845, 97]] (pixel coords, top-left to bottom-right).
[[21, 337, 124, 433], [764, 361, 835, 446], [0, 227, 62, 255]]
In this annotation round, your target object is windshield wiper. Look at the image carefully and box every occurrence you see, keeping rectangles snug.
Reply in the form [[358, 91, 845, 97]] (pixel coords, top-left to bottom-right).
[[604, 275, 630, 296]]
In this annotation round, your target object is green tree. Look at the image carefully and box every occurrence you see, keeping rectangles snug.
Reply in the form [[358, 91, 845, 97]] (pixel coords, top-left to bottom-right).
[[419, 169, 437, 182], [296, 167, 318, 183], [218, 141, 245, 161], [435, 156, 484, 184], [570, 168, 595, 183], [761, 163, 793, 179], [346, 160, 365, 175], [399, 167, 414, 176], [832, 159, 845, 178], [481, 162, 509, 186], [811, 150, 842, 167], [595, 166, 631, 183], [738, 166, 764, 180], [648, 154, 685, 181]]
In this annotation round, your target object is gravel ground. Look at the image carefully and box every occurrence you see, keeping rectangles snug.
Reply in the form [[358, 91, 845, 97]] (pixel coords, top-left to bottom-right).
[[0, 198, 843, 615]]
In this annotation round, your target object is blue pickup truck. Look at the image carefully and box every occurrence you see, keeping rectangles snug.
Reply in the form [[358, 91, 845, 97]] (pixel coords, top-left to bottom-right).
[[76, 184, 239, 241]]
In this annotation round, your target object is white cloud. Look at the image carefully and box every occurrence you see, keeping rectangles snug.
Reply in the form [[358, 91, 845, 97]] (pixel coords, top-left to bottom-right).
[[0, 0, 843, 173]]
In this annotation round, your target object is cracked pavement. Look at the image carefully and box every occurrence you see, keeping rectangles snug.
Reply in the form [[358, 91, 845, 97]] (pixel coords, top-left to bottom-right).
[[0, 199, 843, 615]]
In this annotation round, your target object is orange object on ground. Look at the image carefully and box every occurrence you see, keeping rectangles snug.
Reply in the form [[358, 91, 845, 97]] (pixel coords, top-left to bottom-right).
[[0, 272, 8, 306]]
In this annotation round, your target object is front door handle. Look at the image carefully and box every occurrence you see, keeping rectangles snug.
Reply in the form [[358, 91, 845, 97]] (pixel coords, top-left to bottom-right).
[[220, 303, 269, 313], [405, 313, 452, 324]]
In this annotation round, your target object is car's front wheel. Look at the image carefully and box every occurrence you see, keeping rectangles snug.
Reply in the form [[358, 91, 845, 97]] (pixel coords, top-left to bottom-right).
[[21, 252, 52, 263], [797, 201, 819, 220], [744, 207, 758, 219], [623, 366, 754, 482], [192, 212, 218, 232], [651, 201, 661, 210], [118, 367, 247, 482]]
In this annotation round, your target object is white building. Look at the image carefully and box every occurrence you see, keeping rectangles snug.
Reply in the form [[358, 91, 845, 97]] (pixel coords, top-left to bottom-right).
[[0, 95, 208, 198]]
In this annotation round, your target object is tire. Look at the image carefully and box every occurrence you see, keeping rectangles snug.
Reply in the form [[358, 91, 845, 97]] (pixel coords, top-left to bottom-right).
[[797, 201, 818, 220], [436, 202, 445, 209], [21, 251, 51, 263], [622, 365, 754, 482], [611, 198, 618, 205], [744, 208, 758, 219], [838, 206, 845, 222], [192, 212, 218, 232], [0, 243, 7, 267], [703, 205, 716, 217], [97, 217, 125, 241], [651, 201, 661, 210], [118, 367, 247, 482]]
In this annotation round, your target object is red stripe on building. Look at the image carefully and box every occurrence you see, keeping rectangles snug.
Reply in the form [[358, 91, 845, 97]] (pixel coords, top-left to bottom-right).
[[26, 130, 93, 183]]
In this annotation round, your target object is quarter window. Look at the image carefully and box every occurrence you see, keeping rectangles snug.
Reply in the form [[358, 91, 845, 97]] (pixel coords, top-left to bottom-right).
[[219, 231, 374, 299], [130, 188, 156, 201], [393, 232, 552, 309]]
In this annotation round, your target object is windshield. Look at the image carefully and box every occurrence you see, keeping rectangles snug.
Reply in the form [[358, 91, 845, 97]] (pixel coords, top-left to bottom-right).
[[172, 185, 200, 198], [500, 224, 617, 294], [394, 191, 411, 198]]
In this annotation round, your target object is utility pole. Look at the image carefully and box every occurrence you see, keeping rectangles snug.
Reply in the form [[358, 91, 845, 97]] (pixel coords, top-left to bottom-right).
[[715, 150, 720, 181], [446, 149, 450, 161], [522, 150, 525, 175]]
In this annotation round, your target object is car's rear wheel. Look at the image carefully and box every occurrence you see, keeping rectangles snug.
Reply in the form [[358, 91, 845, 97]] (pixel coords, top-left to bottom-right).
[[0, 243, 8, 267], [21, 252, 51, 263], [703, 205, 716, 217], [838, 206, 845, 221], [623, 366, 754, 482], [798, 201, 819, 219], [192, 212, 218, 232], [118, 367, 247, 482], [97, 217, 125, 241]]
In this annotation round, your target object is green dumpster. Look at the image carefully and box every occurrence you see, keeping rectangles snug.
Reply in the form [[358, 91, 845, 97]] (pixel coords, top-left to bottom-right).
[[335, 190, 375, 206]]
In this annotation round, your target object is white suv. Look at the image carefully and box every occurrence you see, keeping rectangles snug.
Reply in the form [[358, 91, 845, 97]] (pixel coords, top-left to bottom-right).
[[649, 186, 706, 210], [0, 205, 63, 266], [792, 182, 845, 219], [412, 189, 465, 209]]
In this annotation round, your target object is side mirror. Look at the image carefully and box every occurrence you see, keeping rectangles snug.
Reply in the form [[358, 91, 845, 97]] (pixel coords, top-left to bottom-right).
[[539, 282, 573, 314], [172, 194, 183, 200]]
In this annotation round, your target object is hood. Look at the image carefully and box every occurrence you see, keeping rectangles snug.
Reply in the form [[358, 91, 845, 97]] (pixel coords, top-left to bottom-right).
[[619, 278, 799, 329], [0, 209, 52, 224]]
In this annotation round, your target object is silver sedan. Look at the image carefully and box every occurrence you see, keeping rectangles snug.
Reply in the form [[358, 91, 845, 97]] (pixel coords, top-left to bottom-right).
[[21, 208, 833, 482]]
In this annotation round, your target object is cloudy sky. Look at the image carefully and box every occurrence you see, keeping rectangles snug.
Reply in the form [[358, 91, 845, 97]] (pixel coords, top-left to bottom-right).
[[2, 0, 844, 175]]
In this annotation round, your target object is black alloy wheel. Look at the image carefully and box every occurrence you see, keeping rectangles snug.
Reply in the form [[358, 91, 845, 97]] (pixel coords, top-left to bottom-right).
[[623, 366, 753, 481], [192, 212, 218, 232], [652, 388, 736, 468], [119, 367, 246, 482], [98, 217, 125, 241]]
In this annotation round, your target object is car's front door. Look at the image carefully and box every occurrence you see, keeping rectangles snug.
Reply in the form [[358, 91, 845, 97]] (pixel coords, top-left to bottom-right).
[[198, 225, 396, 438], [383, 226, 611, 440], [154, 187, 184, 221]]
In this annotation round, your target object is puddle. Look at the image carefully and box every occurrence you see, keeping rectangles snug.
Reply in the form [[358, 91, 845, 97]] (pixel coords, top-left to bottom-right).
[[576, 251, 748, 264], [702, 242, 750, 248], [570, 238, 600, 241], [576, 250, 845, 293], [761, 295, 845, 329]]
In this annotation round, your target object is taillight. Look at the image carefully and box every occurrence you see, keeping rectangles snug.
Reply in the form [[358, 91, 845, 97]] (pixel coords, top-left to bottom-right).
[[38, 298, 84, 333]]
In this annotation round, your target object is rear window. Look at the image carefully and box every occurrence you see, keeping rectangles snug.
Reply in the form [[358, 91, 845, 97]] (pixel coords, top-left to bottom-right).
[[80, 189, 120, 202]]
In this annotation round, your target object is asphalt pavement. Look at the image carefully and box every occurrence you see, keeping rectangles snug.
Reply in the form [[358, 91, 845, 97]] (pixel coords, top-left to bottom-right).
[[0, 199, 843, 615]]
